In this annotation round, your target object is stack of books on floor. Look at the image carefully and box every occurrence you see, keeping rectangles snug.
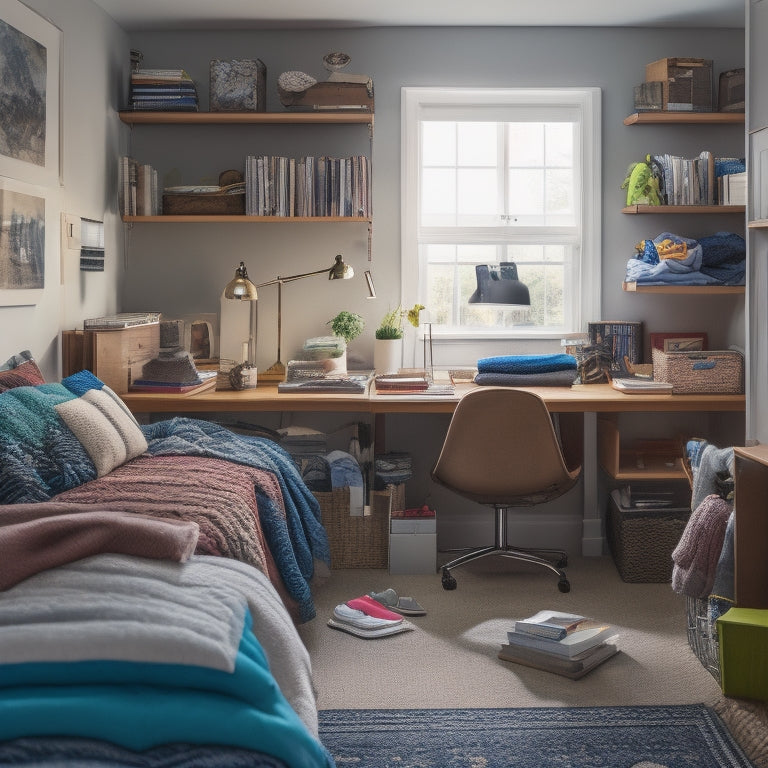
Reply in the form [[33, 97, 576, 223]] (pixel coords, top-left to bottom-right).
[[128, 68, 199, 111], [498, 610, 619, 679]]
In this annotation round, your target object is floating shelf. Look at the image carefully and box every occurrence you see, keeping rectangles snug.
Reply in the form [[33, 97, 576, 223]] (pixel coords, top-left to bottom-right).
[[749, 219, 768, 229], [623, 112, 745, 126], [623, 282, 745, 294], [622, 204, 745, 214], [119, 111, 373, 126], [122, 215, 371, 223]]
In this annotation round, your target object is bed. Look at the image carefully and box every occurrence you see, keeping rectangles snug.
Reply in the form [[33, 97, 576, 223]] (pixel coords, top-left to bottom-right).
[[0, 357, 335, 767]]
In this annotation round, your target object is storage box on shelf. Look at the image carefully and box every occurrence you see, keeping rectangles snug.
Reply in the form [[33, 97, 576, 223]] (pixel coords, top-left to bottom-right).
[[607, 485, 691, 583], [645, 57, 713, 112]]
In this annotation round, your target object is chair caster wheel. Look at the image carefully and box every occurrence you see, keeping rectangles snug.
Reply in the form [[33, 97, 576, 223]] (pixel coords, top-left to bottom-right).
[[441, 568, 457, 590], [558, 578, 571, 593], [556, 556, 568, 568]]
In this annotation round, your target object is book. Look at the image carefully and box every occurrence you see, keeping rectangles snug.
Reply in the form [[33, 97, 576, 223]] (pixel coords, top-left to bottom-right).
[[129, 370, 217, 395], [84, 312, 161, 330], [514, 614, 598, 641], [610, 378, 674, 394], [498, 641, 619, 679], [506, 611, 617, 658]]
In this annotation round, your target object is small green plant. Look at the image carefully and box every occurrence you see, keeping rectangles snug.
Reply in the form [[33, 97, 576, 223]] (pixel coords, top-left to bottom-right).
[[375, 304, 425, 340], [328, 310, 365, 345]]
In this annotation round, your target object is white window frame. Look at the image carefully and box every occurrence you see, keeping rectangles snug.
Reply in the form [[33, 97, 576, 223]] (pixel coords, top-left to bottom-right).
[[401, 86, 601, 358]]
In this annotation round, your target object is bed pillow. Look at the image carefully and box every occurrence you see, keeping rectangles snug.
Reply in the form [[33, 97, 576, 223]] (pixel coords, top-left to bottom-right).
[[0, 350, 45, 392]]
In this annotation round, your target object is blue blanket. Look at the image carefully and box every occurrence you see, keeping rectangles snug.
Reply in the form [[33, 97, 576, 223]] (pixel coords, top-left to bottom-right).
[[477, 354, 577, 375]]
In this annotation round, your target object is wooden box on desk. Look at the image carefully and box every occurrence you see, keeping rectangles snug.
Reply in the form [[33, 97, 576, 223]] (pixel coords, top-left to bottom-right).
[[61, 325, 159, 393]]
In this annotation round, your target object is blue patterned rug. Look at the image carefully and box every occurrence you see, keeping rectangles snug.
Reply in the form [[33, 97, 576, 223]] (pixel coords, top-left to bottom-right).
[[318, 705, 754, 768]]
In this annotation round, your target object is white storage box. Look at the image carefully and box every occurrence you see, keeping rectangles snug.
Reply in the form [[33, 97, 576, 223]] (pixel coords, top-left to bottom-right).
[[389, 532, 437, 575]]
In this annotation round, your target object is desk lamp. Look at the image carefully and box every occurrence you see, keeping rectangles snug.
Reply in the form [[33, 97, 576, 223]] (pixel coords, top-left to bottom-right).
[[468, 262, 530, 308], [224, 254, 354, 382]]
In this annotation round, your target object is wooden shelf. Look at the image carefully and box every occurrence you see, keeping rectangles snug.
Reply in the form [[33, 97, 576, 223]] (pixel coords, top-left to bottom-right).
[[623, 282, 745, 294], [119, 111, 373, 126], [749, 219, 768, 229], [622, 204, 745, 214], [624, 112, 745, 126], [122, 215, 371, 223]]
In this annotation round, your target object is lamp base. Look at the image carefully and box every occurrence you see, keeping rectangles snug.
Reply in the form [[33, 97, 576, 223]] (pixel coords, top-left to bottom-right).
[[258, 360, 287, 382]]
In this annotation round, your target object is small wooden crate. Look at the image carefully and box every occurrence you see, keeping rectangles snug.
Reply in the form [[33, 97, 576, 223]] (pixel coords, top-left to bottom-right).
[[162, 191, 245, 215], [278, 81, 374, 111], [652, 348, 744, 394]]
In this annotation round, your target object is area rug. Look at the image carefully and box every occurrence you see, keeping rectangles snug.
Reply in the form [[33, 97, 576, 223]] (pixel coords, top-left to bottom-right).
[[318, 705, 754, 768]]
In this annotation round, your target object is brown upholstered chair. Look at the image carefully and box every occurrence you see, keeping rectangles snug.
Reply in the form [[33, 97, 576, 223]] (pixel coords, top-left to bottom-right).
[[431, 387, 583, 593]]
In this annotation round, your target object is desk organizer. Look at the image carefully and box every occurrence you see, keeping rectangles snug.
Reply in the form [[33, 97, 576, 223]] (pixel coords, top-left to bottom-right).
[[315, 484, 404, 568], [652, 348, 744, 394]]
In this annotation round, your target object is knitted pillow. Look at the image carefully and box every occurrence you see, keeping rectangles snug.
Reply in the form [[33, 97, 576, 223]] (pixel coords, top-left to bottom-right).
[[0, 350, 45, 392]]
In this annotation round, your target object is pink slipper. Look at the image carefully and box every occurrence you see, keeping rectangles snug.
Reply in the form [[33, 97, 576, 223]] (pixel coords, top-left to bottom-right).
[[346, 595, 402, 621]]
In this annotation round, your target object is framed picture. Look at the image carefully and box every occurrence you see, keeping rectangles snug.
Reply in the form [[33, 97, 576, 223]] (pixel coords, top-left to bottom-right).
[[650, 332, 708, 353], [0, 175, 52, 306], [0, 0, 61, 185]]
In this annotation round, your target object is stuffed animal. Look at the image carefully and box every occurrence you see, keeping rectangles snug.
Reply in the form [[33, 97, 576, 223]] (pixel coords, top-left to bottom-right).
[[621, 154, 662, 206]]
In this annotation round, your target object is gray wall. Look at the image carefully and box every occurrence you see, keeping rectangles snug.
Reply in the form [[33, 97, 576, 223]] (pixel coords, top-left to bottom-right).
[[0, 0, 129, 380]]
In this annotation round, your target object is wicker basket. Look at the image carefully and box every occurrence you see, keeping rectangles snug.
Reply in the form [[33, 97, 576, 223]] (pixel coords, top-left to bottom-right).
[[686, 596, 721, 682], [314, 484, 403, 569], [606, 489, 690, 582], [652, 347, 744, 394]]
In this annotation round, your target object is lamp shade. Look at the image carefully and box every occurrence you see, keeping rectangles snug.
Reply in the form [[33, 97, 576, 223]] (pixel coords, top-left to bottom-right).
[[224, 261, 259, 301], [468, 263, 530, 307], [328, 253, 354, 280]]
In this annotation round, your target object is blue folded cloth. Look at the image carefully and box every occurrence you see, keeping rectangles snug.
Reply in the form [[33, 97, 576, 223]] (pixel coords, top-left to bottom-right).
[[477, 354, 577, 375]]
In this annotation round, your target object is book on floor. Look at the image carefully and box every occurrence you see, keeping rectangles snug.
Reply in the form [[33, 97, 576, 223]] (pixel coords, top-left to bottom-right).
[[507, 610, 618, 658], [498, 640, 619, 679]]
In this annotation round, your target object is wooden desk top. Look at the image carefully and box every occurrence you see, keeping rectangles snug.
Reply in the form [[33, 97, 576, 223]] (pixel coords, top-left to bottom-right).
[[120, 382, 745, 415]]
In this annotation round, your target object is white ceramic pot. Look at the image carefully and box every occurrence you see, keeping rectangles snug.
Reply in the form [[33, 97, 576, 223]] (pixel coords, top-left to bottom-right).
[[374, 338, 403, 374]]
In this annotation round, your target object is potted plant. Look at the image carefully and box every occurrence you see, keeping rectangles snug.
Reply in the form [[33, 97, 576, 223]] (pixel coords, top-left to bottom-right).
[[374, 304, 424, 373], [328, 310, 365, 345]]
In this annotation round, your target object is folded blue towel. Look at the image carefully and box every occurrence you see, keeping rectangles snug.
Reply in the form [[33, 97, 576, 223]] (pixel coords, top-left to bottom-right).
[[477, 354, 577, 375]]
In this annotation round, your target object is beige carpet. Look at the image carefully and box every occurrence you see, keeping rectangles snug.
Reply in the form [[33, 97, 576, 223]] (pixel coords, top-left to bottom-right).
[[298, 554, 767, 765]]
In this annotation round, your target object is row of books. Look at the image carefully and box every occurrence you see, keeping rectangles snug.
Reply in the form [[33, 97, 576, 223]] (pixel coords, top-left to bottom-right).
[[718, 171, 747, 205], [651, 152, 745, 206], [128, 68, 199, 112], [498, 610, 619, 679], [118, 156, 161, 216], [244, 154, 371, 218]]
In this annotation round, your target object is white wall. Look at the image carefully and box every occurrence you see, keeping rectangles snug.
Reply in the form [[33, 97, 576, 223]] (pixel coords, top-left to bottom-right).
[[0, 0, 129, 380]]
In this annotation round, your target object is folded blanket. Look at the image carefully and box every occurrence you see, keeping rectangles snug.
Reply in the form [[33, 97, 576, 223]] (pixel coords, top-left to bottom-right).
[[0, 505, 199, 590], [671, 494, 732, 598], [692, 444, 734, 511], [477, 353, 577, 375], [0, 554, 322, 743], [474, 370, 577, 387]]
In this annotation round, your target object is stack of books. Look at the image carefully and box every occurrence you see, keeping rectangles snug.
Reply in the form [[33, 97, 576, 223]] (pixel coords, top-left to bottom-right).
[[128, 68, 199, 112], [498, 610, 619, 679], [244, 154, 370, 217], [118, 156, 161, 216]]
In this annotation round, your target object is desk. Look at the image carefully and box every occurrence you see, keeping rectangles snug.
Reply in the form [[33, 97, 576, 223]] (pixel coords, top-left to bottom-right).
[[121, 383, 745, 555]]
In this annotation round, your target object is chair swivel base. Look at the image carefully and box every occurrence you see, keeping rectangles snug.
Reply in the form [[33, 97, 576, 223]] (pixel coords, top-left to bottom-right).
[[440, 545, 570, 593]]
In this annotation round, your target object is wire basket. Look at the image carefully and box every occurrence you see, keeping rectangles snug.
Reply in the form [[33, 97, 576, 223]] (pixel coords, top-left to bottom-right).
[[686, 596, 721, 683]]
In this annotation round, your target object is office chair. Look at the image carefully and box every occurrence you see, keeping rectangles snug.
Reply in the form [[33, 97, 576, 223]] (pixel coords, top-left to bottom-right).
[[431, 387, 582, 593]]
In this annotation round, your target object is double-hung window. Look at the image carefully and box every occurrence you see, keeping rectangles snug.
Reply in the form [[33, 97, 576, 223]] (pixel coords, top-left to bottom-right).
[[401, 87, 601, 349]]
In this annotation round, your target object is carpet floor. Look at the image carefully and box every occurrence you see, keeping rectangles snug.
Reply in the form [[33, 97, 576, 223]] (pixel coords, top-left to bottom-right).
[[318, 705, 753, 768]]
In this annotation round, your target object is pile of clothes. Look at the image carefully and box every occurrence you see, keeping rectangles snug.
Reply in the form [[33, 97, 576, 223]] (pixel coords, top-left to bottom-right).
[[474, 353, 578, 387], [626, 231, 746, 287]]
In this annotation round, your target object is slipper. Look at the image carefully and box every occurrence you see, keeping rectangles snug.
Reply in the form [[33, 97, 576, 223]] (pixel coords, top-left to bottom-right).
[[368, 588, 426, 616], [346, 595, 402, 621]]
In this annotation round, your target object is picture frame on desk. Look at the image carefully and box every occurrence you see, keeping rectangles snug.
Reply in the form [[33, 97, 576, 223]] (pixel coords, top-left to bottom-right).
[[650, 332, 708, 353]]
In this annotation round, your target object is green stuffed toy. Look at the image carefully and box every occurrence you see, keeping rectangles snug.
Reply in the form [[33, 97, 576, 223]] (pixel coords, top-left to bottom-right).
[[621, 154, 662, 206]]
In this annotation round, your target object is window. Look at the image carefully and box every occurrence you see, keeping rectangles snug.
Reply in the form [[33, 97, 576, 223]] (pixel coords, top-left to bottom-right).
[[401, 87, 601, 343]]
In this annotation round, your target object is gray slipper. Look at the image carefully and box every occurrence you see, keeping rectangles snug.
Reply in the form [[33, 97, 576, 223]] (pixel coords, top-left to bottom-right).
[[368, 588, 426, 616]]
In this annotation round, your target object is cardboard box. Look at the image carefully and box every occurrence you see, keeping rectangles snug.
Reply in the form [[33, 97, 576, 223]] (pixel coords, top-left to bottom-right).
[[645, 58, 713, 112], [389, 532, 437, 575], [717, 608, 768, 701]]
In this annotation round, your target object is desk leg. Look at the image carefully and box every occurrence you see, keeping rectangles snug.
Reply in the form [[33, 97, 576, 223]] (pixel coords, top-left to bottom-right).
[[581, 411, 603, 556]]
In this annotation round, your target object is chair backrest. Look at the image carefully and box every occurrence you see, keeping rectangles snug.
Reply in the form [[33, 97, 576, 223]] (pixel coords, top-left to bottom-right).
[[431, 387, 582, 506]]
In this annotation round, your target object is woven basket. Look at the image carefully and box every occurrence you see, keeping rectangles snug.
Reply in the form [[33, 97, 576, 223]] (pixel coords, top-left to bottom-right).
[[685, 596, 721, 682], [314, 485, 400, 569], [652, 347, 744, 394], [606, 490, 690, 582]]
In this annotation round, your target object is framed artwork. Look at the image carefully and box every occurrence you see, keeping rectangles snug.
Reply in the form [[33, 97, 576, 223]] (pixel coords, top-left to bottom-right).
[[650, 332, 708, 353], [0, 176, 49, 306], [0, 0, 61, 185]]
